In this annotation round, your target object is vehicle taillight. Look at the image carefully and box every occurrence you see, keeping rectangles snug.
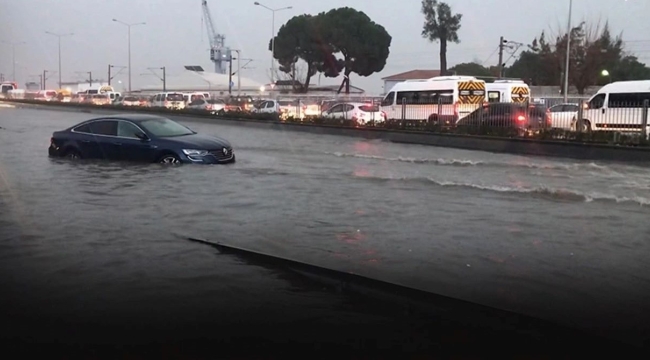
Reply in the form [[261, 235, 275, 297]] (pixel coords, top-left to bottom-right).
[[517, 115, 526, 122]]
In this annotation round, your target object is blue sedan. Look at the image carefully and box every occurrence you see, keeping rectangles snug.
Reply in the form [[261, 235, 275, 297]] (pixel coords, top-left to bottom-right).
[[48, 114, 235, 164]]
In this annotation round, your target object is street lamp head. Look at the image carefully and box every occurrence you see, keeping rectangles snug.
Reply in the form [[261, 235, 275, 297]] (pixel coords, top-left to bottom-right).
[[601, 70, 610, 76], [287, 6, 292, 9], [254, 2, 260, 5]]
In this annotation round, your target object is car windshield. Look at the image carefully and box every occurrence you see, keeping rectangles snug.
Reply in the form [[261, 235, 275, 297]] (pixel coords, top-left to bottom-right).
[[207, 99, 225, 104], [139, 117, 194, 137]]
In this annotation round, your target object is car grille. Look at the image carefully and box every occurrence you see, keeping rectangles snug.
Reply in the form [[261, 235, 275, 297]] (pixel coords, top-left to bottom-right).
[[208, 147, 234, 160]]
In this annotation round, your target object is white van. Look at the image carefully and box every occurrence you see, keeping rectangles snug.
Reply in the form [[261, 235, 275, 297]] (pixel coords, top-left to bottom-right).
[[151, 92, 186, 109], [485, 80, 531, 103], [574, 81, 650, 133], [381, 76, 486, 123]]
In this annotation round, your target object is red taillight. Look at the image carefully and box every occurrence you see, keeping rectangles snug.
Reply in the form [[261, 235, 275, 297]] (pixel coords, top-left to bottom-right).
[[517, 115, 526, 122]]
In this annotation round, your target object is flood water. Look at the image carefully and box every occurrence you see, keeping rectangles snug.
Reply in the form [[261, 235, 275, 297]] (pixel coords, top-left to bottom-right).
[[1, 106, 650, 358]]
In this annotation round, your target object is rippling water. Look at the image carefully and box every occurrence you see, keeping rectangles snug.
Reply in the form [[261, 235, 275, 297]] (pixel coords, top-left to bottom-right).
[[2, 107, 650, 354]]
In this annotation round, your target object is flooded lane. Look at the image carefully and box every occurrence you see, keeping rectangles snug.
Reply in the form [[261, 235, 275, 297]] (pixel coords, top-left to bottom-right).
[[1, 107, 650, 353]]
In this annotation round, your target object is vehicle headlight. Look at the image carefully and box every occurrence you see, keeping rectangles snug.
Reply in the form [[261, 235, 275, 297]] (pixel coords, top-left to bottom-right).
[[182, 149, 209, 156]]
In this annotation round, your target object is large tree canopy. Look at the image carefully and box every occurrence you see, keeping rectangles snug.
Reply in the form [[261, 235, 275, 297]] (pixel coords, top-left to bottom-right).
[[271, 7, 391, 94], [320, 7, 392, 94], [270, 14, 341, 92]]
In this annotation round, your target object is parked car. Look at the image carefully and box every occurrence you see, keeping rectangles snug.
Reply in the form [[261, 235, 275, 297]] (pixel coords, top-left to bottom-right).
[[114, 96, 142, 106], [321, 102, 386, 125], [48, 114, 235, 164], [187, 98, 228, 113], [457, 102, 549, 134], [547, 103, 579, 129]]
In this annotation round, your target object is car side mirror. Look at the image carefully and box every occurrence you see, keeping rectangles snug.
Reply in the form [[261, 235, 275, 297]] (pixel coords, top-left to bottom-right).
[[135, 132, 149, 141]]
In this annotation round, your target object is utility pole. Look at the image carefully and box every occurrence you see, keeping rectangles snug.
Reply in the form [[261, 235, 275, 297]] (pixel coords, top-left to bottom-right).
[[45, 31, 73, 89], [563, 0, 573, 102], [108, 64, 111, 86], [38, 74, 43, 90], [228, 55, 233, 95], [162, 66, 166, 92], [498, 36, 507, 79], [88, 71, 92, 87], [43, 70, 48, 89]]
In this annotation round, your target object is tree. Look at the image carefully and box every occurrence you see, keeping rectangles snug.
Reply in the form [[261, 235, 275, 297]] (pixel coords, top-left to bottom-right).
[[505, 21, 642, 94], [320, 7, 392, 94], [270, 14, 341, 93], [421, 0, 462, 76], [448, 62, 492, 77]]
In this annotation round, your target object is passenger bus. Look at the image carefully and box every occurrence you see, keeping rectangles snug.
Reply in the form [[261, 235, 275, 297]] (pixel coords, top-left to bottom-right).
[[485, 79, 530, 103], [380, 76, 486, 124]]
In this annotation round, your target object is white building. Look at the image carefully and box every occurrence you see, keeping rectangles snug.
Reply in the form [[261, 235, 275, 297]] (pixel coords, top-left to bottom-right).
[[138, 67, 263, 95]]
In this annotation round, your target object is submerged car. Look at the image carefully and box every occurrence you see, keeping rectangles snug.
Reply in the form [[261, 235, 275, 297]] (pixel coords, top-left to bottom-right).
[[48, 114, 235, 164]]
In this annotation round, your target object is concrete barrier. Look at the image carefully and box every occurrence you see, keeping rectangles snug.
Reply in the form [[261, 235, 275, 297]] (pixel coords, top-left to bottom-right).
[[6, 100, 650, 163]]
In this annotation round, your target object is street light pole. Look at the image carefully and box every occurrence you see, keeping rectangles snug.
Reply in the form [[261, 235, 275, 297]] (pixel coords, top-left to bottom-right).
[[253, 2, 292, 84], [2, 41, 26, 82], [112, 19, 146, 93], [563, 0, 572, 102], [45, 31, 73, 88]]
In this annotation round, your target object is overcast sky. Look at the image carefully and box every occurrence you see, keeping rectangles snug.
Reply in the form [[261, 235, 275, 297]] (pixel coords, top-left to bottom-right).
[[1, 0, 648, 94]]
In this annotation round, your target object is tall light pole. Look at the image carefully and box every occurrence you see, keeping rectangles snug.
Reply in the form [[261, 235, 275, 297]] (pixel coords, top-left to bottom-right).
[[2, 41, 26, 82], [45, 31, 73, 89], [563, 0, 572, 102], [112, 18, 146, 93], [253, 2, 292, 84]]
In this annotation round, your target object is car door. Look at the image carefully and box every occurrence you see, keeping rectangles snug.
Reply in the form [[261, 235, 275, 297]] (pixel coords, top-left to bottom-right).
[[116, 120, 157, 162], [87, 120, 120, 160], [71, 123, 103, 159]]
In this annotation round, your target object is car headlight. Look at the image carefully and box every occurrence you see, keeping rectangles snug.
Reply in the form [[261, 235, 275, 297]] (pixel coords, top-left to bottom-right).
[[182, 149, 209, 156]]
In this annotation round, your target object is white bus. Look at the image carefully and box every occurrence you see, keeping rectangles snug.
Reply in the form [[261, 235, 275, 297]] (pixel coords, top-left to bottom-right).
[[380, 76, 486, 124], [485, 80, 531, 103]]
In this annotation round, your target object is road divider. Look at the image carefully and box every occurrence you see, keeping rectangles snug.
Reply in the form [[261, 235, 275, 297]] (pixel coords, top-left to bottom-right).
[[4, 98, 650, 163]]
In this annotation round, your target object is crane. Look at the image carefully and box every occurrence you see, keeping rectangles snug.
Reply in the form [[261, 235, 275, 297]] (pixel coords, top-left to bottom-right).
[[201, 0, 230, 74]]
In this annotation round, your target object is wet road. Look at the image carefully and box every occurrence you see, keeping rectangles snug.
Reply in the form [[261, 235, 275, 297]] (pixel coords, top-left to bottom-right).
[[1, 107, 650, 357]]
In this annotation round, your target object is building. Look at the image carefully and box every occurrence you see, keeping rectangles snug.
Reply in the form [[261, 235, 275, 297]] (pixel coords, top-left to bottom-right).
[[58, 81, 110, 93], [265, 80, 365, 95], [381, 69, 441, 95], [137, 66, 263, 95]]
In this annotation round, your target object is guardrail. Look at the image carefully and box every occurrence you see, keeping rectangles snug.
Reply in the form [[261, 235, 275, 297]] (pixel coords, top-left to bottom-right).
[[3, 98, 650, 148]]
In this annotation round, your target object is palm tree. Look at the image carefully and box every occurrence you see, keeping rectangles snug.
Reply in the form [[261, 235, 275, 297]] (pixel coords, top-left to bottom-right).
[[421, 0, 463, 76]]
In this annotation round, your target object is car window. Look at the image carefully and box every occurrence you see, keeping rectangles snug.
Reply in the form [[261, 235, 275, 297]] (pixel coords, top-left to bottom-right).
[[89, 120, 118, 136], [328, 104, 343, 113], [343, 104, 355, 112], [167, 94, 184, 101], [359, 105, 379, 112], [139, 117, 194, 137], [549, 105, 563, 113], [381, 92, 395, 106], [73, 123, 91, 133], [117, 121, 143, 138], [588, 94, 605, 109], [562, 104, 579, 112]]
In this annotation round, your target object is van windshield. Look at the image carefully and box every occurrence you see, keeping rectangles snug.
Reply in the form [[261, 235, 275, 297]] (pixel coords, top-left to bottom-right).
[[87, 89, 98, 94]]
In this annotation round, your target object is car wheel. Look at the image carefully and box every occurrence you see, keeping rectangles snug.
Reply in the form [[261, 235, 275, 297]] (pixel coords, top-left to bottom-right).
[[64, 149, 81, 160], [158, 154, 181, 164]]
